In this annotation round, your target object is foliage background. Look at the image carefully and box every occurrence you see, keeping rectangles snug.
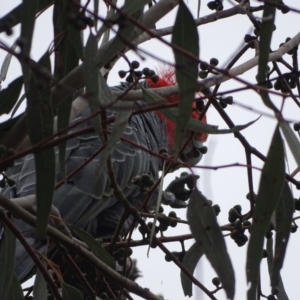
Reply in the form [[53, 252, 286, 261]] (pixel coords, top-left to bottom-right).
[[1, 0, 300, 299]]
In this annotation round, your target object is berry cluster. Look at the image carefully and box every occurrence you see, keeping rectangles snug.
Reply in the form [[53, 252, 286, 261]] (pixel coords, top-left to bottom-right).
[[112, 247, 133, 267], [274, 73, 297, 93], [228, 205, 249, 247], [118, 61, 159, 83], [198, 58, 219, 79], [218, 96, 233, 109]]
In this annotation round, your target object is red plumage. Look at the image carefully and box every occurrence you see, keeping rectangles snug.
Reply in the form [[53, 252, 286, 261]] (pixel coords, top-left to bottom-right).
[[146, 67, 208, 146]]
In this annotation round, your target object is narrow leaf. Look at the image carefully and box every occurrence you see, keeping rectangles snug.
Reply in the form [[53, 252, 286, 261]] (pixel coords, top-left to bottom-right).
[[143, 88, 258, 135], [0, 226, 16, 300], [61, 282, 83, 300], [0, 114, 23, 142], [33, 265, 47, 300], [0, 42, 18, 83], [187, 189, 235, 299], [279, 121, 300, 169], [7, 273, 24, 300], [172, 2, 199, 151], [26, 52, 55, 237], [20, 0, 38, 81], [246, 127, 285, 299], [272, 183, 294, 287], [0, 77, 23, 115], [181, 242, 204, 297], [257, 0, 279, 111], [53, 0, 80, 180], [266, 238, 289, 300], [95, 7, 142, 69], [0, 0, 53, 34], [69, 225, 115, 269], [83, 33, 102, 136]]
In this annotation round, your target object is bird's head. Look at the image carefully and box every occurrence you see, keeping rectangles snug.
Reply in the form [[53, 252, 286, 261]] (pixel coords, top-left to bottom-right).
[[146, 66, 208, 166]]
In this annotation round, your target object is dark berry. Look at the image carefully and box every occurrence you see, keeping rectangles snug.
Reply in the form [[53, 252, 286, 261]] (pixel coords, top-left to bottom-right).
[[142, 67, 150, 75], [200, 62, 209, 70], [295, 198, 300, 210], [207, 1, 217, 10], [118, 70, 127, 78], [210, 58, 219, 66], [281, 5, 290, 14], [212, 204, 221, 216], [212, 277, 220, 287], [126, 74, 133, 83], [198, 71, 208, 79], [262, 249, 268, 258], [134, 71, 142, 78], [131, 61, 140, 69], [151, 75, 159, 83]]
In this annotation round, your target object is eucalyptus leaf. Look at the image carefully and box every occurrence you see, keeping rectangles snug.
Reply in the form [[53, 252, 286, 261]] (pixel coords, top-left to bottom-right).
[[84, 33, 102, 137], [0, 42, 18, 83], [20, 0, 38, 81], [246, 127, 285, 300], [272, 183, 294, 287], [7, 273, 24, 300], [0, 226, 16, 300], [172, 1, 199, 151], [279, 121, 300, 169], [33, 265, 47, 300], [266, 238, 289, 300], [62, 282, 83, 300], [26, 52, 55, 237], [0, 76, 23, 115], [53, 0, 80, 179], [0, 0, 53, 34], [142, 88, 258, 135], [69, 225, 115, 269], [180, 242, 204, 297], [187, 189, 235, 299]]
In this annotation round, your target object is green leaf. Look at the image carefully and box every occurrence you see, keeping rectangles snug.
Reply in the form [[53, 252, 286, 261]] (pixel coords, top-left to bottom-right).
[[0, 0, 53, 34], [61, 282, 83, 300], [0, 77, 23, 115], [272, 183, 294, 287], [180, 242, 204, 297], [33, 265, 47, 300], [7, 273, 24, 300], [0, 42, 18, 83], [266, 238, 290, 300], [96, 0, 149, 41], [26, 52, 55, 237], [0, 226, 16, 300], [142, 88, 258, 135], [69, 225, 115, 269], [0, 114, 23, 143], [53, 0, 81, 180], [246, 127, 285, 300], [187, 189, 235, 299], [279, 121, 300, 169], [83, 33, 102, 137], [20, 0, 38, 81], [172, 2, 199, 151], [257, 0, 279, 111], [95, 5, 142, 69]]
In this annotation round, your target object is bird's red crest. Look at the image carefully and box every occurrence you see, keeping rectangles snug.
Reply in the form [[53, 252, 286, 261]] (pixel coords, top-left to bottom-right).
[[146, 66, 208, 146]]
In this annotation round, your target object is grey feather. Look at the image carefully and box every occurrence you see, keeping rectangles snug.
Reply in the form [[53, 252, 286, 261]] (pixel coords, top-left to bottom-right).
[[0, 83, 169, 282]]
